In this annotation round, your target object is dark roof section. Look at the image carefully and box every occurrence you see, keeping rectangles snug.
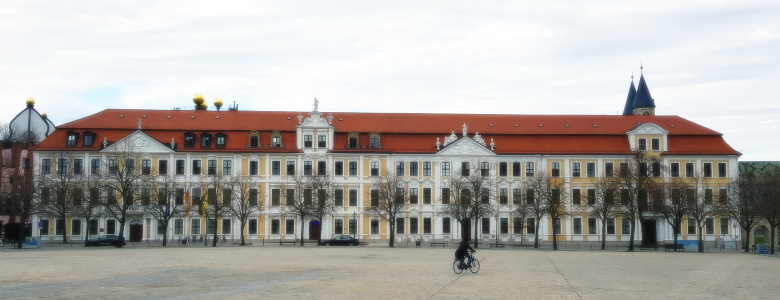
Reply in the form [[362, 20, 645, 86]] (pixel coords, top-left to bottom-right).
[[633, 73, 656, 109], [623, 78, 637, 115]]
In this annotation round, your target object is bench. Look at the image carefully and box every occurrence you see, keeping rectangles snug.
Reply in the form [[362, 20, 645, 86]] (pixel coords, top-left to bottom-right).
[[664, 244, 684, 251], [279, 240, 297, 246], [430, 242, 448, 247], [489, 243, 506, 248], [510, 244, 531, 247], [640, 244, 659, 250]]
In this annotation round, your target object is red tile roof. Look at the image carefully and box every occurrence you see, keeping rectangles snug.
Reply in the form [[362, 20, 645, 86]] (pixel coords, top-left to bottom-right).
[[35, 109, 741, 156]]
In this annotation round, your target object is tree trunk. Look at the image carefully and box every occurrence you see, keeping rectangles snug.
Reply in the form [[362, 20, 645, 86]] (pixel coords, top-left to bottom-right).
[[389, 220, 395, 247], [601, 219, 607, 250], [673, 224, 680, 252], [698, 229, 704, 253], [770, 226, 776, 255], [473, 220, 479, 249], [239, 219, 246, 246], [300, 217, 305, 246], [118, 216, 126, 248], [61, 228, 68, 244], [628, 218, 636, 251], [533, 224, 540, 248], [744, 228, 751, 252]]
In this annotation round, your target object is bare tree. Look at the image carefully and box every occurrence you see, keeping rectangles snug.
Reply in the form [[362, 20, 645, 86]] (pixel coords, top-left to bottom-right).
[[614, 152, 660, 251], [524, 170, 550, 248], [307, 170, 336, 245], [729, 163, 765, 252], [36, 156, 78, 243], [542, 177, 567, 250], [101, 146, 144, 247], [366, 169, 406, 247], [71, 174, 104, 245], [142, 174, 187, 246], [589, 176, 619, 250], [659, 178, 689, 251], [682, 175, 725, 253], [281, 175, 310, 246], [755, 164, 780, 254], [226, 175, 261, 246], [203, 173, 232, 247], [441, 164, 494, 248], [513, 195, 531, 245]]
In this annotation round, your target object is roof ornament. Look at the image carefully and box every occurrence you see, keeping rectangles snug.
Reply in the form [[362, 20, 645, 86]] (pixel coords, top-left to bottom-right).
[[313, 98, 319, 112], [490, 138, 495, 150], [297, 113, 303, 124], [171, 138, 176, 149], [640, 61, 643, 74], [462, 123, 468, 137], [473, 132, 486, 147], [102, 137, 108, 149], [327, 113, 333, 125], [436, 137, 441, 150], [444, 131, 457, 146], [137, 119, 142, 130]]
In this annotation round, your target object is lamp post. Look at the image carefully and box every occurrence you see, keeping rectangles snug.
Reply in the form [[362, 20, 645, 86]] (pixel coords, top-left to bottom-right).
[[733, 220, 739, 252], [495, 211, 499, 246], [353, 211, 357, 239]]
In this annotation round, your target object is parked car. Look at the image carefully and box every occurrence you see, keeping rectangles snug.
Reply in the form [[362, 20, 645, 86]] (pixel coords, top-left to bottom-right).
[[85, 235, 126, 247], [320, 235, 359, 246]]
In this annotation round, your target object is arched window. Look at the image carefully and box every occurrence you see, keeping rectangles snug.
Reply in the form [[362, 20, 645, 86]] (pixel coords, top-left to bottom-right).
[[200, 133, 212, 148], [184, 133, 196, 148], [215, 133, 227, 148]]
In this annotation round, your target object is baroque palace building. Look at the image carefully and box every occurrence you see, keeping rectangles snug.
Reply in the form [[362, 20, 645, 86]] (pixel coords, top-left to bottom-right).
[[29, 72, 741, 246]]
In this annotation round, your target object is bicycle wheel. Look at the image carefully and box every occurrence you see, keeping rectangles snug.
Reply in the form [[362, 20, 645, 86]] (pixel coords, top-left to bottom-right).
[[453, 260, 464, 274], [469, 259, 480, 273]]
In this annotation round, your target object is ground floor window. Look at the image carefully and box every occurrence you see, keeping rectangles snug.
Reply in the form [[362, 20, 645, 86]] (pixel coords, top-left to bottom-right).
[[371, 219, 379, 234], [482, 218, 490, 234], [192, 219, 201, 235], [349, 219, 357, 235], [157, 221, 166, 235], [206, 219, 216, 234], [705, 218, 714, 235], [423, 218, 432, 234], [500, 218, 508, 234], [396, 218, 404, 234], [286, 219, 295, 235], [89, 220, 98, 235], [621, 217, 630, 234], [71, 219, 81, 236], [527, 218, 535, 234], [573, 218, 582, 234], [106, 219, 116, 235], [56, 219, 65, 235], [174, 219, 184, 235], [271, 219, 280, 234], [442, 217, 451, 234], [249, 219, 258, 235], [553, 218, 561, 235], [410, 217, 419, 234], [513, 217, 523, 234], [39, 219, 49, 236], [335, 219, 343, 234], [687, 218, 696, 234], [720, 218, 729, 235], [588, 218, 597, 234], [606, 218, 615, 234], [222, 219, 231, 235]]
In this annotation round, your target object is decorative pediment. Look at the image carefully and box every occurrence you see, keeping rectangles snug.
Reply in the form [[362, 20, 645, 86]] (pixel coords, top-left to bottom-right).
[[436, 137, 495, 156], [101, 130, 175, 154], [626, 123, 668, 135], [297, 98, 333, 128]]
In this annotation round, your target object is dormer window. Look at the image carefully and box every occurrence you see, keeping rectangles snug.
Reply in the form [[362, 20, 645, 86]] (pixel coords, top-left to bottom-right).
[[200, 133, 212, 148], [638, 138, 647, 151], [368, 133, 382, 149], [318, 135, 326, 148], [347, 132, 360, 149], [215, 133, 227, 148], [651, 138, 660, 151], [304, 135, 313, 148], [66, 132, 79, 147], [83, 132, 95, 147], [184, 133, 196, 148], [270, 131, 283, 148], [248, 131, 260, 148]]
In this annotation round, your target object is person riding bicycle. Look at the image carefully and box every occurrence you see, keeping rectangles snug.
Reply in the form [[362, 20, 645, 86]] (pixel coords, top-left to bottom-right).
[[455, 240, 475, 269]]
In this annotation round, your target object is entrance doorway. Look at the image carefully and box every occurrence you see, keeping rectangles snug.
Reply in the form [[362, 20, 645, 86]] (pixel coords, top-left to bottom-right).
[[642, 220, 657, 245], [308, 220, 321, 240], [129, 220, 143, 242]]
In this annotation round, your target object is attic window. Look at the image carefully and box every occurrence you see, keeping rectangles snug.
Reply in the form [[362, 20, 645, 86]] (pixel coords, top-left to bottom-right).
[[66, 131, 79, 147], [216, 116, 220, 119], [83, 131, 96, 147], [168, 115, 172, 119], [215, 133, 227, 148], [184, 132, 196, 148], [565, 124, 570, 127], [514, 124, 518, 127], [593, 124, 598, 127], [120, 114, 125, 118], [489, 124, 494, 127], [539, 124, 543, 127], [143, 115, 147, 118], [191, 116, 195, 119]]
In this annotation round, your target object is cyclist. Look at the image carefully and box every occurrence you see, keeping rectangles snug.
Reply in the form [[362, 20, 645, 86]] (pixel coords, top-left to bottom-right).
[[455, 240, 475, 269]]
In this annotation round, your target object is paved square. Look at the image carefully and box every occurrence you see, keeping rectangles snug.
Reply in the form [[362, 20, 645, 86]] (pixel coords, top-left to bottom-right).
[[1, 245, 778, 299]]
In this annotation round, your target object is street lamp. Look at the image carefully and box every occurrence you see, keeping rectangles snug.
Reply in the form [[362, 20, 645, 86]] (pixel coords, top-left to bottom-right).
[[495, 211, 499, 246], [353, 211, 357, 239], [733, 220, 739, 252]]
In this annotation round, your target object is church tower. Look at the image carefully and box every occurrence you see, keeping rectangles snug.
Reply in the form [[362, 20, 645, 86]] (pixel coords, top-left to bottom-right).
[[622, 64, 656, 116]]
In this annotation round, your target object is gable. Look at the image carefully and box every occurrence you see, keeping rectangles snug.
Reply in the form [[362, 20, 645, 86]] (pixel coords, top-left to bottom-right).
[[101, 130, 175, 154], [436, 137, 495, 156]]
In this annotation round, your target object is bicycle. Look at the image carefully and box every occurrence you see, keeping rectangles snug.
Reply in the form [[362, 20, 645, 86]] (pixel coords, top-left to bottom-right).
[[452, 252, 480, 274]]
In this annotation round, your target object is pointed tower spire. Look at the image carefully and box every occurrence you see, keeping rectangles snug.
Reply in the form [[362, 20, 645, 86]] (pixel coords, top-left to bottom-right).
[[622, 72, 637, 115], [632, 63, 656, 115]]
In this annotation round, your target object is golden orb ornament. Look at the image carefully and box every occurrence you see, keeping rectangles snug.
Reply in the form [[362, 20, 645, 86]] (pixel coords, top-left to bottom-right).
[[193, 93, 205, 105], [26, 97, 35, 106], [214, 98, 223, 109], [42, 112, 48, 118], [197, 102, 208, 110]]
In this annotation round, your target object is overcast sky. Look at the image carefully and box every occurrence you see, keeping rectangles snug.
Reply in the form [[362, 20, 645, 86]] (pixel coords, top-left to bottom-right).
[[1, 1, 778, 160]]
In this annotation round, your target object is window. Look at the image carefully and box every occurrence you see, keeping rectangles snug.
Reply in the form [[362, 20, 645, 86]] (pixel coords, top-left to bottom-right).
[[423, 218, 432, 234], [271, 219, 280, 234], [349, 219, 357, 235], [719, 189, 728, 204], [106, 220, 116, 235], [286, 161, 295, 175], [500, 217, 508, 234], [573, 218, 582, 234], [192, 219, 200, 235], [443, 217, 451, 234], [201, 133, 212, 148], [369, 134, 381, 149], [622, 217, 630, 234], [704, 188, 713, 205], [572, 162, 581, 177], [88, 220, 98, 235], [586, 163, 595, 177], [441, 162, 450, 176], [396, 161, 404, 176], [248, 133, 259, 148], [334, 189, 344, 206], [423, 188, 431, 204], [304, 135, 312, 147], [249, 219, 258, 235], [480, 162, 489, 176], [370, 161, 379, 176], [91, 159, 101, 175], [718, 163, 727, 177], [317, 161, 326, 176], [304, 161, 313, 175], [174, 219, 183, 235], [705, 218, 714, 234], [318, 135, 326, 147], [159, 160, 168, 175], [499, 188, 508, 205], [409, 188, 418, 204], [285, 189, 294, 206], [223, 188, 233, 203], [396, 218, 404, 234], [73, 158, 83, 175], [410, 217, 418, 234], [423, 162, 431, 176], [607, 218, 616, 234], [652, 162, 661, 177], [334, 161, 343, 176], [512, 188, 521, 204], [347, 133, 359, 149], [513, 217, 522, 234], [461, 162, 470, 176], [141, 159, 151, 175], [141, 188, 151, 205], [175, 188, 185, 205], [207, 160, 217, 175], [685, 163, 694, 177], [527, 218, 535, 234], [588, 218, 597, 234], [349, 161, 358, 176], [251, 161, 260, 176], [125, 159, 135, 173], [67, 132, 78, 147], [720, 218, 730, 235], [83, 132, 95, 147], [481, 188, 490, 204], [671, 163, 679, 177], [551, 162, 560, 177], [410, 162, 418, 176], [272, 189, 281, 206], [572, 189, 581, 205], [651, 138, 660, 151], [703, 163, 713, 177], [371, 219, 379, 234], [441, 188, 450, 204], [286, 219, 295, 235], [526, 162, 535, 177], [184, 133, 195, 148], [191, 188, 201, 206], [40, 188, 50, 205], [215, 133, 226, 148], [638, 138, 647, 151], [176, 160, 185, 175], [348, 189, 358, 206], [512, 162, 521, 177], [192, 160, 202, 175], [619, 162, 629, 176], [370, 190, 379, 206], [271, 131, 282, 148], [248, 189, 258, 206], [57, 158, 67, 174], [526, 189, 535, 204], [605, 162, 614, 177]]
